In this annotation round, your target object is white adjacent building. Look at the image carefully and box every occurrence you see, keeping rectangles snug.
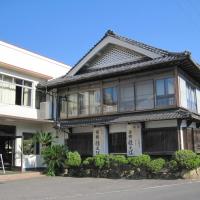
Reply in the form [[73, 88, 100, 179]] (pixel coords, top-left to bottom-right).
[[0, 41, 70, 171]]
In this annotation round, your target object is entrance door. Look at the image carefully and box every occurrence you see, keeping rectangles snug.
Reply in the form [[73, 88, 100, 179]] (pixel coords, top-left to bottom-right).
[[0, 125, 16, 167]]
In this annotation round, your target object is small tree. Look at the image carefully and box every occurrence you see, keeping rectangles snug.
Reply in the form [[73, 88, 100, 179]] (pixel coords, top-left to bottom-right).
[[42, 145, 67, 176], [34, 131, 54, 148]]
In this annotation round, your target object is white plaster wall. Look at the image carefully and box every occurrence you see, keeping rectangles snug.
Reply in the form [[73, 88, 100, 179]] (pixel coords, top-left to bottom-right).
[[109, 124, 127, 133], [72, 126, 93, 133], [0, 41, 70, 79], [196, 89, 200, 114], [145, 120, 177, 128], [0, 104, 39, 120], [179, 75, 187, 109]]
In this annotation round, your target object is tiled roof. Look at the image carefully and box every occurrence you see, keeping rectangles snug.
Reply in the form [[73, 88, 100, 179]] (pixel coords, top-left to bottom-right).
[[38, 30, 200, 88], [41, 54, 186, 88], [106, 30, 184, 57], [59, 109, 192, 128], [69, 30, 187, 74]]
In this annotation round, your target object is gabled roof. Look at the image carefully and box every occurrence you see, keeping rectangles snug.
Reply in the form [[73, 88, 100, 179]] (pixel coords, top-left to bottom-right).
[[39, 30, 200, 88], [68, 30, 186, 76]]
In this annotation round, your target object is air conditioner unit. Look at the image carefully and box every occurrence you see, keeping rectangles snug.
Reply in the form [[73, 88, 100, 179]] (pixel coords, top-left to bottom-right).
[[38, 101, 52, 120]]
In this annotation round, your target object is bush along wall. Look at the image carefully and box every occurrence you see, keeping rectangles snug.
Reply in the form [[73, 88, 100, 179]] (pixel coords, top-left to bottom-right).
[[41, 146, 200, 179], [64, 150, 200, 179]]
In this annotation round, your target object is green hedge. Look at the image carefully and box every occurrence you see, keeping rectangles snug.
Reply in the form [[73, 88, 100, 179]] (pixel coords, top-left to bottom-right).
[[42, 148, 200, 178]]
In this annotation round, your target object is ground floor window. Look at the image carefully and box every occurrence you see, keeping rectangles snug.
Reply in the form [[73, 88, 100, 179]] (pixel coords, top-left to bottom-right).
[[143, 127, 178, 154], [68, 133, 93, 156], [23, 133, 40, 155], [109, 132, 127, 154]]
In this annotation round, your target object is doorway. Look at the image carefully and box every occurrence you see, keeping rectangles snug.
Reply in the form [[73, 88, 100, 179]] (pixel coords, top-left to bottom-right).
[[0, 125, 16, 167]]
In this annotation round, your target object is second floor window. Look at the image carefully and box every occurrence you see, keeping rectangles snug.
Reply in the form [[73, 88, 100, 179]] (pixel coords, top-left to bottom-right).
[[120, 83, 134, 112], [186, 83, 197, 112], [103, 87, 118, 113], [89, 90, 101, 114], [68, 93, 78, 117], [79, 91, 89, 115], [136, 80, 154, 110], [156, 77, 175, 107], [0, 73, 33, 107]]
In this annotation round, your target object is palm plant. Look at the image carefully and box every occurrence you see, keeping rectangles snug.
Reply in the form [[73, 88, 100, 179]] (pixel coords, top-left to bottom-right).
[[42, 145, 67, 176], [34, 131, 54, 148]]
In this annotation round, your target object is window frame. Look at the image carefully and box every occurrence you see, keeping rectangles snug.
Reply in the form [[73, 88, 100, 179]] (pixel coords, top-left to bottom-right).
[[155, 77, 175, 108], [102, 86, 118, 114], [186, 82, 197, 112], [0, 73, 33, 107]]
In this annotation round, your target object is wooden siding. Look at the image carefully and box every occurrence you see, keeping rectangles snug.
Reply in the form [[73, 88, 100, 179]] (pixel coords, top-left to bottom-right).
[[183, 128, 200, 153], [68, 133, 93, 156], [143, 127, 178, 155]]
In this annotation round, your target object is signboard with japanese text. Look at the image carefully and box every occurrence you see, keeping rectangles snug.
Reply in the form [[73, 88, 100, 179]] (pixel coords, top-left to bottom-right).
[[127, 123, 142, 156]]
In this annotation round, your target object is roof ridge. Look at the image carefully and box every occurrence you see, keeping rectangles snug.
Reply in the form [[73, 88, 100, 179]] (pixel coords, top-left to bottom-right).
[[106, 30, 187, 57]]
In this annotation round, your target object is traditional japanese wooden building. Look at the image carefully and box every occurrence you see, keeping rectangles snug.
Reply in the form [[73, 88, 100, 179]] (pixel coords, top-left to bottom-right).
[[40, 30, 200, 157]]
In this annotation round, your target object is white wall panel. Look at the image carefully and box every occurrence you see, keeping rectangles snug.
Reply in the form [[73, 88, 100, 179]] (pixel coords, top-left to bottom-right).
[[109, 124, 127, 133], [179, 76, 187, 108], [145, 120, 177, 128]]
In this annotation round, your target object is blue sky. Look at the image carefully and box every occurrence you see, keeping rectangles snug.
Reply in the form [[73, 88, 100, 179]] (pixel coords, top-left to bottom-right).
[[1, 0, 200, 67]]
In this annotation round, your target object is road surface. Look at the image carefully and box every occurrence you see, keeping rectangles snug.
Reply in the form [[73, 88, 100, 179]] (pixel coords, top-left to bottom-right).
[[0, 176, 200, 200]]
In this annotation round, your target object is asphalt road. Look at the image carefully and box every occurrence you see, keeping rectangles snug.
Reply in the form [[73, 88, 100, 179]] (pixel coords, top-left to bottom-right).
[[0, 177, 200, 200]]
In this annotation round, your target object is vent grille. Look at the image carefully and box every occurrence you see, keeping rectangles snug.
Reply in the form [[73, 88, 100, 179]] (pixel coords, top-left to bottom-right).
[[88, 44, 143, 69]]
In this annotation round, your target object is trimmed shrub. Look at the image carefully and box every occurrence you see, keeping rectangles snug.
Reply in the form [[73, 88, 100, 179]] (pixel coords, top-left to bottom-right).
[[94, 154, 109, 169], [166, 160, 178, 172], [42, 145, 67, 176], [66, 151, 82, 168], [147, 158, 166, 174], [128, 154, 151, 169], [109, 155, 128, 168], [174, 150, 200, 170], [82, 157, 94, 167]]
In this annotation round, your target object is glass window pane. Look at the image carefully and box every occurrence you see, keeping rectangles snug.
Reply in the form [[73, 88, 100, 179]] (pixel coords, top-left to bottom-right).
[[103, 87, 118, 113], [156, 79, 165, 96], [14, 78, 23, 85], [89, 90, 101, 114], [35, 90, 46, 109], [120, 84, 134, 112], [187, 83, 197, 112], [60, 98, 68, 119], [24, 80, 32, 87], [23, 133, 40, 155], [156, 77, 175, 107], [136, 80, 154, 110], [166, 78, 174, 95], [3, 75, 13, 83], [68, 94, 78, 117], [23, 88, 32, 106], [79, 91, 89, 115], [1, 81, 16, 105]]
